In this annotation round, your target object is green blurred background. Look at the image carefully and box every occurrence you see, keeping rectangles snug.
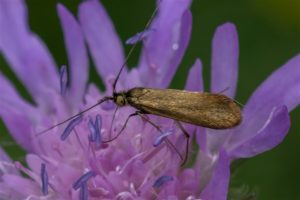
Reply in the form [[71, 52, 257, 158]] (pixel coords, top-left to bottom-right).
[[1, 0, 300, 199]]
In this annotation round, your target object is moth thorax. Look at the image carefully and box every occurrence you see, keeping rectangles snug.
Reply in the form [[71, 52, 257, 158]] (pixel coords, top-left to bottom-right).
[[115, 93, 128, 106]]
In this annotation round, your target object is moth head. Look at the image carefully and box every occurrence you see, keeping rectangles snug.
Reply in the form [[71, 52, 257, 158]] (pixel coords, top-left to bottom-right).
[[114, 93, 127, 106]]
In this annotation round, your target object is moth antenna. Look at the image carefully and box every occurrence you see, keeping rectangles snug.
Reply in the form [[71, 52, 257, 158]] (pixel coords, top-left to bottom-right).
[[112, 3, 160, 93], [217, 87, 244, 107], [233, 99, 244, 107], [217, 87, 230, 94], [36, 96, 114, 136]]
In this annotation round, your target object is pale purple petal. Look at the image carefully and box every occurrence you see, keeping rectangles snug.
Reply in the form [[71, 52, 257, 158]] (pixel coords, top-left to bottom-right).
[[0, 0, 59, 106], [57, 4, 88, 108], [78, 0, 125, 84], [139, 0, 192, 88], [185, 59, 203, 91], [1, 72, 63, 156], [1, 174, 40, 198], [178, 169, 200, 195], [227, 53, 300, 148], [0, 147, 19, 175], [0, 73, 38, 151], [0, 72, 34, 113], [184, 59, 207, 150], [211, 23, 239, 98], [194, 151, 214, 191], [26, 154, 43, 174], [229, 105, 290, 158], [203, 24, 241, 155], [195, 127, 207, 152], [0, 109, 35, 151], [200, 150, 230, 200], [205, 130, 231, 155]]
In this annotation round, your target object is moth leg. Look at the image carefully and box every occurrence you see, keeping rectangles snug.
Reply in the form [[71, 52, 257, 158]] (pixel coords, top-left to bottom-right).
[[136, 112, 161, 131], [174, 121, 190, 166], [108, 106, 120, 140], [103, 111, 139, 143], [136, 112, 184, 162]]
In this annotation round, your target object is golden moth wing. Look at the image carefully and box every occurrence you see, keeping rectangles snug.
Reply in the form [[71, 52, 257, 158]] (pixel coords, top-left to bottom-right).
[[127, 88, 241, 129]]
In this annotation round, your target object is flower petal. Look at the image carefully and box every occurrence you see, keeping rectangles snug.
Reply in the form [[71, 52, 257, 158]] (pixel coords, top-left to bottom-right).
[[1, 174, 40, 198], [0, 108, 35, 151], [184, 59, 207, 150], [57, 4, 89, 108], [0, 73, 38, 151], [200, 150, 230, 200], [138, 0, 192, 88], [0, 72, 33, 111], [0, 0, 59, 106], [210, 23, 239, 98], [78, 0, 125, 84], [0, 147, 19, 175], [178, 169, 200, 196], [227, 53, 300, 148], [185, 59, 203, 91], [229, 105, 290, 158]]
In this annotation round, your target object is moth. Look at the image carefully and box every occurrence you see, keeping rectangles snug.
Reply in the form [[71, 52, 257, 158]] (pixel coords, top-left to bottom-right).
[[113, 87, 241, 129], [38, 3, 242, 163]]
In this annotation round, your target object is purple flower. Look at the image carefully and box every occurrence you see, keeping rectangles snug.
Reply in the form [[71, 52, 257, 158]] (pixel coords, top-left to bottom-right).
[[0, 0, 299, 199]]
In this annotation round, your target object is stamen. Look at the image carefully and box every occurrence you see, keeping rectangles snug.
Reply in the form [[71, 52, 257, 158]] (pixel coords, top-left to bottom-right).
[[88, 119, 96, 142], [153, 130, 174, 147], [94, 115, 102, 148], [152, 175, 173, 188], [60, 115, 83, 141], [88, 115, 102, 148], [73, 171, 95, 190], [79, 182, 88, 200], [59, 65, 68, 96], [125, 29, 154, 45], [40, 163, 48, 195]]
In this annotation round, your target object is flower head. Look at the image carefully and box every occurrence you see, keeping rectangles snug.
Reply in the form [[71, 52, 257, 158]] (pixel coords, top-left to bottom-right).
[[1, 0, 300, 200]]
